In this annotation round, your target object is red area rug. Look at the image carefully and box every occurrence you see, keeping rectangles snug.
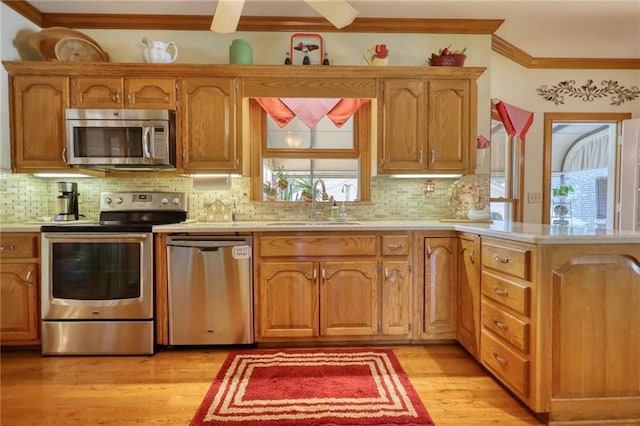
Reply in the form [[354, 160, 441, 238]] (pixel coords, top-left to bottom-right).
[[191, 348, 434, 426]]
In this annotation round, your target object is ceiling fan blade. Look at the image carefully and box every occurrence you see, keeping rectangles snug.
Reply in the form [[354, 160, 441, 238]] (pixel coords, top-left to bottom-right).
[[304, 0, 358, 29], [210, 0, 245, 33]]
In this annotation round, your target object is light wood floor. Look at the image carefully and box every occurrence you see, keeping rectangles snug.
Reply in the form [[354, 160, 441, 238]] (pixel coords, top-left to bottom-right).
[[1, 343, 544, 425]]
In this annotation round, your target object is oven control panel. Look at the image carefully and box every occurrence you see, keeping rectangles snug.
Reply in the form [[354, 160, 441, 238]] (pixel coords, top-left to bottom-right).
[[100, 192, 187, 211]]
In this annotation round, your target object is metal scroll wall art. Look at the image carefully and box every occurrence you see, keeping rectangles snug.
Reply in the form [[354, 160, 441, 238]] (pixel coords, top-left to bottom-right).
[[536, 79, 639, 106]]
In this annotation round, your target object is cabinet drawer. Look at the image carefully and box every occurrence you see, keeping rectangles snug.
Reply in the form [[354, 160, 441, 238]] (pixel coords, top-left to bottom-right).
[[482, 299, 530, 353], [481, 329, 529, 397], [482, 240, 531, 280], [0, 235, 38, 259], [481, 271, 530, 316], [381, 235, 410, 256], [259, 235, 377, 257]]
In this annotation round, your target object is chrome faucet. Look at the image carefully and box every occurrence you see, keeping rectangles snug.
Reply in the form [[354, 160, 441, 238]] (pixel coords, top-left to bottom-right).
[[311, 179, 328, 221]]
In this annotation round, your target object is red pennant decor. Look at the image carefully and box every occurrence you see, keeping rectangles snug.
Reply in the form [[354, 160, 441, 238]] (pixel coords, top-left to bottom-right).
[[191, 348, 434, 426]]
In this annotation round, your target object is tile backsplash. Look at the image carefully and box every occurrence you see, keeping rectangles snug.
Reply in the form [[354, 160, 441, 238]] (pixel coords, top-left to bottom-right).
[[0, 173, 458, 224]]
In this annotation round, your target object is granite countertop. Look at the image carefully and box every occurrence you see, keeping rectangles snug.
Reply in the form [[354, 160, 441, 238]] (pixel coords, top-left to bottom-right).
[[2, 220, 639, 244]]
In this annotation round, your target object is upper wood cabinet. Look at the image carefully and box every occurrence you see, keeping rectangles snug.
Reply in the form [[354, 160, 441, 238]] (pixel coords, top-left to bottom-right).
[[70, 77, 176, 109], [378, 78, 477, 175], [10, 75, 69, 171], [178, 77, 241, 173]]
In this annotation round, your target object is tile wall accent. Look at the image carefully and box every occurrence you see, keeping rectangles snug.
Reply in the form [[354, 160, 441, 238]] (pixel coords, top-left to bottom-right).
[[0, 173, 456, 224]]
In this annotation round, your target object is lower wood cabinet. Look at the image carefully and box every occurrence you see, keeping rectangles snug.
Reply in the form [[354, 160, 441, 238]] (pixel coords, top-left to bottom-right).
[[0, 233, 40, 345], [255, 232, 412, 343], [418, 233, 458, 339], [457, 232, 481, 358]]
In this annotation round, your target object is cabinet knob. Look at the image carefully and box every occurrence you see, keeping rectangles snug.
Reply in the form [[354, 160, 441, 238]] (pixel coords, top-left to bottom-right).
[[492, 319, 508, 330], [492, 351, 508, 366], [493, 286, 509, 297]]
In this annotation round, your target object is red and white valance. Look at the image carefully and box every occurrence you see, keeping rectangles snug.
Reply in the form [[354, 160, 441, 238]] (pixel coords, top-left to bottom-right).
[[255, 98, 368, 129], [494, 100, 534, 139]]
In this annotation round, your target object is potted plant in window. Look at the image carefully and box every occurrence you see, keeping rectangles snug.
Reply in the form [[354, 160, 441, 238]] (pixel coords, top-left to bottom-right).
[[552, 185, 574, 203]]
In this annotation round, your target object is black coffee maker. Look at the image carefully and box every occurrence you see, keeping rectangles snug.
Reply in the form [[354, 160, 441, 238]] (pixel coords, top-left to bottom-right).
[[56, 182, 79, 221]]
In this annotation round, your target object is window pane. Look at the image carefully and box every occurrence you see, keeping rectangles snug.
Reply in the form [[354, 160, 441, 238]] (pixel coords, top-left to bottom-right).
[[266, 109, 354, 150]]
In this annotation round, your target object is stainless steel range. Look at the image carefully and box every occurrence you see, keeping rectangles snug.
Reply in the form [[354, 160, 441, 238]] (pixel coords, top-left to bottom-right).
[[40, 191, 187, 355]]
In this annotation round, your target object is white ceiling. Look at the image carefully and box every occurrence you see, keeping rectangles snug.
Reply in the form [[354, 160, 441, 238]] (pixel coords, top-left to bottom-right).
[[27, 0, 640, 59]]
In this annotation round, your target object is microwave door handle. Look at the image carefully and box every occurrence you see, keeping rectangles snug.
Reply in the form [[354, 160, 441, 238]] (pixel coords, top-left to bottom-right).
[[142, 126, 152, 160]]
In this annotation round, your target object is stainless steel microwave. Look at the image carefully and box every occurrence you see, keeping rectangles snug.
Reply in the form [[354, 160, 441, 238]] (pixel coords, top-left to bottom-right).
[[65, 109, 176, 170]]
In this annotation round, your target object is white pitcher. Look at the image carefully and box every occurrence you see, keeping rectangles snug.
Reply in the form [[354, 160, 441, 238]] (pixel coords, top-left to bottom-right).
[[142, 37, 178, 63]]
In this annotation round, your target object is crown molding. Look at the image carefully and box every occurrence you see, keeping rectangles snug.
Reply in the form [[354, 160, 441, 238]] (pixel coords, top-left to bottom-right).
[[491, 35, 640, 70]]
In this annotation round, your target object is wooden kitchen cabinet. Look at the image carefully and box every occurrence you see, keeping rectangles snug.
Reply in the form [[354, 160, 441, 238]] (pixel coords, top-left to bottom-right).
[[178, 77, 241, 174], [0, 233, 40, 345], [420, 234, 458, 339], [70, 77, 176, 109], [378, 77, 477, 175], [457, 232, 481, 359], [9, 75, 69, 171], [255, 232, 412, 343], [480, 237, 536, 405]]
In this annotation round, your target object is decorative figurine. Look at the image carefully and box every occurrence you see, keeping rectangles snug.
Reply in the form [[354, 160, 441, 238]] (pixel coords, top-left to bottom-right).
[[322, 52, 330, 65], [284, 52, 291, 65]]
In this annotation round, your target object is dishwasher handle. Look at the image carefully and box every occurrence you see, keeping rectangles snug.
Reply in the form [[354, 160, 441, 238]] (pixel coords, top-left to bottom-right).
[[167, 239, 251, 249]]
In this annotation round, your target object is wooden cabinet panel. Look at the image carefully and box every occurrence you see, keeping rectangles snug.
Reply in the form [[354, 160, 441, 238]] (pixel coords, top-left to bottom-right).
[[378, 79, 426, 172], [381, 260, 411, 336], [381, 235, 410, 256], [0, 232, 40, 346], [11, 76, 69, 171], [258, 261, 318, 338], [259, 234, 377, 257], [481, 271, 530, 316], [482, 239, 532, 280], [481, 329, 530, 397], [427, 79, 471, 171], [0, 235, 38, 259], [126, 78, 176, 109], [378, 77, 477, 175], [423, 237, 458, 337], [71, 77, 176, 109], [180, 77, 240, 173], [320, 261, 378, 336], [457, 234, 481, 358], [482, 299, 529, 353]]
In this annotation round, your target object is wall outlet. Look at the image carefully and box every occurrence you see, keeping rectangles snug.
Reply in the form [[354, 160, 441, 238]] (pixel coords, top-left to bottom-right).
[[528, 192, 542, 204]]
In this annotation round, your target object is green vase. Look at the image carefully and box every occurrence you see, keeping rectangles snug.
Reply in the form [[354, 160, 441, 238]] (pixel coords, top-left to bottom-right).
[[229, 39, 253, 64]]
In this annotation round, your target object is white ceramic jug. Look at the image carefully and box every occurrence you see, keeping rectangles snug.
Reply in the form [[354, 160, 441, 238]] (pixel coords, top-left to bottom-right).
[[141, 37, 178, 63]]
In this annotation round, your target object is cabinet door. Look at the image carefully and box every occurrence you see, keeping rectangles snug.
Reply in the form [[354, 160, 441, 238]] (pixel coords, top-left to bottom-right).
[[71, 77, 123, 108], [378, 79, 427, 173], [381, 260, 411, 336], [126, 78, 176, 109], [11, 76, 69, 171], [423, 237, 458, 338], [0, 263, 38, 343], [180, 77, 240, 173], [427, 79, 472, 172], [320, 260, 378, 336], [258, 261, 318, 338], [457, 234, 481, 358]]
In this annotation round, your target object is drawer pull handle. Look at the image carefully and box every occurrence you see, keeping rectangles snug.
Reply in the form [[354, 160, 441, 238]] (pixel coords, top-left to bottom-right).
[[0, 245, 16, 251], [493, 351, 508, 366], [493, 287, 509, 297], [426, 245, 432, 257], [469, 249, 475, 264], [494, 255, 509, 264], [492, 319, 508, 330], [387, 243, 402, 250]]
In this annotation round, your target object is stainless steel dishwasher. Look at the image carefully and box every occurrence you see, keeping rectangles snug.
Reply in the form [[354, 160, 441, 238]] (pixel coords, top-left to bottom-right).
[[167, 235, 253, 345]]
